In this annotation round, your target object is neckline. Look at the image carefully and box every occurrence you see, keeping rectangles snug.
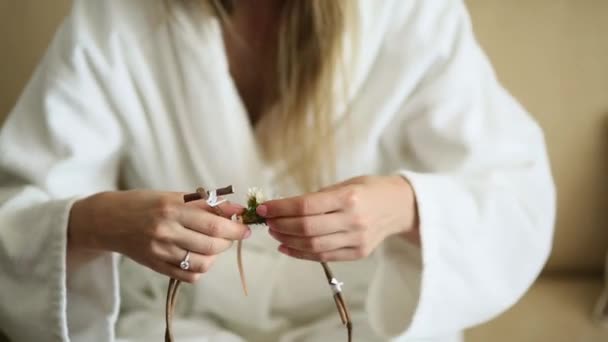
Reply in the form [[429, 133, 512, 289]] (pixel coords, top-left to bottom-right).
[[170, 3, 260, 148], [169, 3, 285, 187]]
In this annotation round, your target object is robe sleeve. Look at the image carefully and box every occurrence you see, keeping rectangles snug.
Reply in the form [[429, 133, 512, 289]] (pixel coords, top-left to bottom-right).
[[366, 0, 556, 338], [0, 6, 124, 341]]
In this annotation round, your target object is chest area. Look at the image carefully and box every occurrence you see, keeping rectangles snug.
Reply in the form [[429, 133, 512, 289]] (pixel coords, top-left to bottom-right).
[[117, 20, 405, 193], [221, 22, 279, 124]]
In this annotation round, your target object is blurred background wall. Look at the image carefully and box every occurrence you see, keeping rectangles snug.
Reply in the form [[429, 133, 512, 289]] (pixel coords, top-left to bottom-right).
[[0, 0, 71, 118], [464, 2, 607, 340], [468, 0, 608, 275], [1, 0, 607, 341]]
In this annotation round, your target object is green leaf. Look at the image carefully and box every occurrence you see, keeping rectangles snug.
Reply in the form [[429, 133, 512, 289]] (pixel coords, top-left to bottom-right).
[[242, 196, 266, 225]]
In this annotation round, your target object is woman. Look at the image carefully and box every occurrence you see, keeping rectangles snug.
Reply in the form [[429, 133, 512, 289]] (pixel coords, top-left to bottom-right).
[[0, 0, 555, 341]]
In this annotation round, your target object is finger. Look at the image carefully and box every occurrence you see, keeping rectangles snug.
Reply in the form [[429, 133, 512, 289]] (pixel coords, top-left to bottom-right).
[[153, 261, 201, 283], [277, 245, 368, 262], [173, 225, 234, 255], [150, 256, 215, 283], [268, 229, 359, 253], [186, 200, 245, 218], [156, 245, 217, 275], [178, 206, 251, 240], [215, 202, 245, 217], [257, 190, 343, 218], [157, 261, 207, 283], [267, 213, 348, 236]]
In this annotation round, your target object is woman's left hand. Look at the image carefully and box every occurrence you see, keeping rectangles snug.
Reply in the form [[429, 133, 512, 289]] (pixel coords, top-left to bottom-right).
[[256, 175, 419, 262]]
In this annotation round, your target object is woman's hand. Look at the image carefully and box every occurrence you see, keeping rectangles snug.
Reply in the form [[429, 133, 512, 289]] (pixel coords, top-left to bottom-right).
[[68, 190, 250, 283], [257, 175, 419, 262]]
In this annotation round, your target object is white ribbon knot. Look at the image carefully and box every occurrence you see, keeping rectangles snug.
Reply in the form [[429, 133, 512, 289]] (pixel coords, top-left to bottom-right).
[[206, 190, 226, 207], [330, 277, 344, 294]]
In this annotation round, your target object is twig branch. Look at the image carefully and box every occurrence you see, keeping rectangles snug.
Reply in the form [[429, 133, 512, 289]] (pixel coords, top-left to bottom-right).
[[321, 262, 353, 342]]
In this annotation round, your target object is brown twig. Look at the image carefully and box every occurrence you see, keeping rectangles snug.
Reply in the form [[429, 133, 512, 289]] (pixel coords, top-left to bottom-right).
[[164, 278, 181, 342], [321, 262, 352, 342], [236, 239, 248, 296], [183, 185, 234, 202], [210, 198, 248, 296]]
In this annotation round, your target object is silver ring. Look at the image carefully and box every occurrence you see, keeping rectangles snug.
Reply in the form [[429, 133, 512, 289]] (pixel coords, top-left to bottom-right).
[[179, 251, 191, 270]]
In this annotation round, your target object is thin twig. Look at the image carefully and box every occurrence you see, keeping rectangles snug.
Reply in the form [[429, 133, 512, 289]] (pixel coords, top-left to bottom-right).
[[208, 200, 249, 296], [237, 239, 248, 296], [321, 262, 352, 342], [164, 278, 180, 342]]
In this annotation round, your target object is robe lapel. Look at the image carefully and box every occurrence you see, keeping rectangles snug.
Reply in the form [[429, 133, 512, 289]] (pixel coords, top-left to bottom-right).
[[169, 5, 279, 251]]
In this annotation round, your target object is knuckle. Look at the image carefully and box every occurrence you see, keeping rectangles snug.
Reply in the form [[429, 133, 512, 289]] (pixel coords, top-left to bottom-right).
[[206, 220, 221, 237], [297, 199, 311, 215], [155, 198, 178, 220], [300, 220, 315, 236], [353, 231, 367, 246], [205, 238, 217, 255], [351, 214, 369, 231], [183, 272, 201, 284], [150, 223, 171, 243], [343, 186, 362, 209], [222, 240, 234, 251], [308, 237, 323, 252], [354, 245, 371, 259]]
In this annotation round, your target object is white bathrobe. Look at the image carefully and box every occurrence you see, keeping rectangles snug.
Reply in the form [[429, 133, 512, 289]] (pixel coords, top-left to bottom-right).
[[0, 0, 556, 341]]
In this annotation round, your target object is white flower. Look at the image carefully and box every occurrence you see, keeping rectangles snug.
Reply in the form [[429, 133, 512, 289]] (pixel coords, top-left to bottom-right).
[[247, 187, 265, 203]]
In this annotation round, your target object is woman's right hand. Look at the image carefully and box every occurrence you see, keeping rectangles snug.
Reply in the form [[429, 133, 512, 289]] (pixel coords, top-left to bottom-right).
[[68, 190, 250, 283]]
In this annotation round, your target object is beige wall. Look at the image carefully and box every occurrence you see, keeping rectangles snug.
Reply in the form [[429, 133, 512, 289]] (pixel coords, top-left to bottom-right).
[[1, 1, 607, 273], [0, 0, 71, 118], [467, 0, 608, 273]]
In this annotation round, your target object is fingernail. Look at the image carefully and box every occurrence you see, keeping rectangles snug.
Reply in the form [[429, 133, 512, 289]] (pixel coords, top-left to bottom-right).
[[278, 245, 289, 254], [243, 229, 252, 239], [256, 205, 267, 217]]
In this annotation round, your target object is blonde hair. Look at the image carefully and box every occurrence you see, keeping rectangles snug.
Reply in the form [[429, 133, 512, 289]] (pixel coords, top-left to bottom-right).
[[209, 0, 355, 191]]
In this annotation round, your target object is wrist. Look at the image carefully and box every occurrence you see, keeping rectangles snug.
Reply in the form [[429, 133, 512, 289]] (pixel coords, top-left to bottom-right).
[[67, 192, 112, 252], [388, 175, 421, 246]]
